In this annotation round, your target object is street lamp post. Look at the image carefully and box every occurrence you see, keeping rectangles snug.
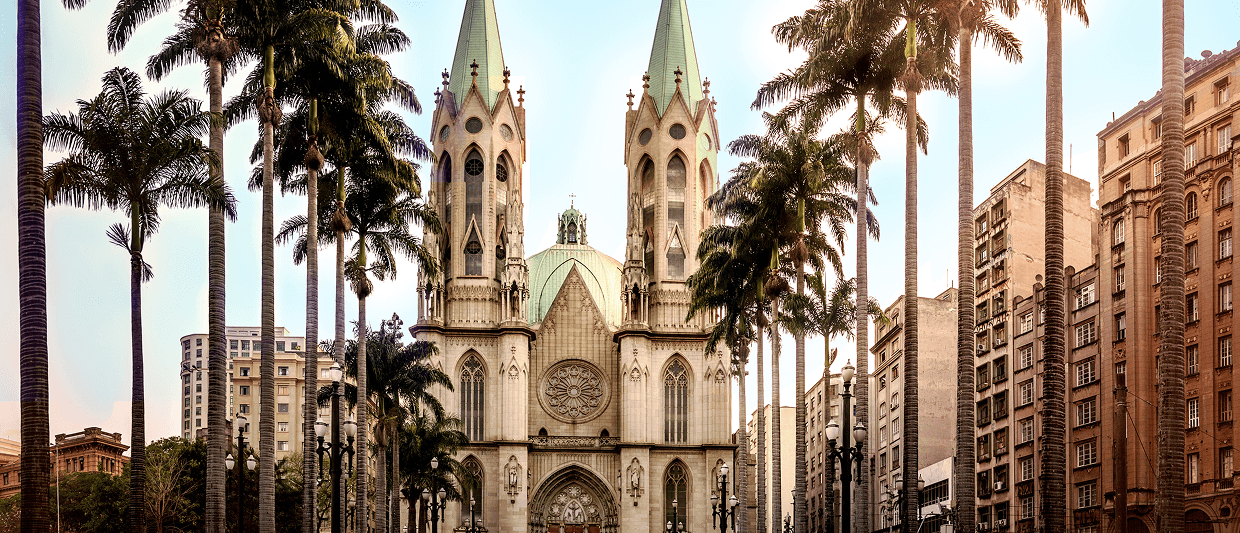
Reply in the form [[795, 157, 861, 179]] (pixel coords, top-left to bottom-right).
[[879, 476, 924, 532], [825, 361, 867, 533], [226, 415, 257, 533], [783, 512, 793, 533], [422, 457, 447, 533], [667, 498, 682, 533], [711, 463, 739, 531], [315, 362, 358, 533], [466, 496, 480, 533]]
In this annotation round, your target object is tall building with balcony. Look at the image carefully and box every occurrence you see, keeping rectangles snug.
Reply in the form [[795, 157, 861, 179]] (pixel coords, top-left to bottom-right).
[[806, 372, 843, 533], [178, 326, 335, 463], [1095, 42, 1239, 533], [868, 288, 959, 533]]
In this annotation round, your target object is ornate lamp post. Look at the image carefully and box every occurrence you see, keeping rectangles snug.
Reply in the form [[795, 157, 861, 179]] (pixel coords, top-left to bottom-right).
[[315, 362, 357, 533], [825, 361, 867, 533], [226, 415, 257, 533], [879, 475, 924, 531], [466, 496, 481, 533], [667, 498, 682, 533], [711, 463, 739, 531], [422, 457, 448, 533], [783, 512, 793, 533]]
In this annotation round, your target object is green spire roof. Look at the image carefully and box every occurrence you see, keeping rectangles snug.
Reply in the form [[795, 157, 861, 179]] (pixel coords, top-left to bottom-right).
[[646, 0, 703, 116], [449, 0, 506, 111]]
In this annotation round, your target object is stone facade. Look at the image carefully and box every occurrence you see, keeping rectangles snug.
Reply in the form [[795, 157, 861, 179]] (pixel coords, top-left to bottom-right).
[[412, 2, 732, 533], [0, 427, 130, 499]]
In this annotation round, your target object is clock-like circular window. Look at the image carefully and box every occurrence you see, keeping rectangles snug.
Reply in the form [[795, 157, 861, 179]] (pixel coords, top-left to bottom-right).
[[464, 158, 484, 176], [465, 240, 482, 254], [539, 360, 610, 423], [638, 128, 653, 145], [669, 124, 687, 140], [439, 125, 450, 142], [496, 164, 508, 182], [702, 134, 712, 151], [500, 124, 515, 141], [465, 117, 484, 134]]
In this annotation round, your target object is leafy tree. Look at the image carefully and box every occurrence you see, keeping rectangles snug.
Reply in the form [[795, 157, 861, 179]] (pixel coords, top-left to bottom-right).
[[43, 67, 236, 533], [55, 471, 129, 533]]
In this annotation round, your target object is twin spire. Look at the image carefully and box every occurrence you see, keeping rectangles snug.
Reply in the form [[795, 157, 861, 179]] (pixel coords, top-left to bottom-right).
[[446, 0, 704, 117]]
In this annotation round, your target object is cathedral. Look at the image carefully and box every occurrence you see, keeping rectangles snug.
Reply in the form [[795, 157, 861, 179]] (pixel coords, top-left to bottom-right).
[[413, 1, 733, 532]]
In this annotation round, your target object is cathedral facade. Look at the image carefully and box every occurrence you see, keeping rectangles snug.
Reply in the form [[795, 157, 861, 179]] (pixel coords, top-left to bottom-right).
[[413, 1, 733, 532]]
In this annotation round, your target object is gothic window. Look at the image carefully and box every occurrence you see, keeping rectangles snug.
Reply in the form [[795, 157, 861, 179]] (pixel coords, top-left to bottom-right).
[[664, 462, 688, 527], [464, 149, 485, 276], [439, 154, 453, 184], [700, 161, 713, 230], [644, 231, 655, 274], [496, 161, 509, 182], [664, 358, 689, 443], [462, 457, 484, 526], [667, 156, 687, 278], [461, 355, 484, 441]]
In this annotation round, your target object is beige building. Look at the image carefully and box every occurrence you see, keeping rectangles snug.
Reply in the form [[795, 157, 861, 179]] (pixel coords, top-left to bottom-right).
[[1095, 42, 1239, 533], [806, 373, 843, 533], [178, 326, 334, 463], [868, 288, 959, 533], [410, 1, 733, 532]]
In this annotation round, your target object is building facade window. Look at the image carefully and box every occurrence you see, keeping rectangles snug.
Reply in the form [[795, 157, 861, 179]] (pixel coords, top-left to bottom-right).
[[1019, 345, 1034, 370], [1019, 381, 1034, 407], [1189, 398, 1201, 429], [1076, 398, 1098, 426], [1114, 266, 1126, 291], [1222, 447, 1234, 478], [1115, 313, 1126, 340], [1076, 481, 1098, 508], [1020, 313, 1033, 334], [1222, 283, 1234, 312], [1076, 440, 1097, 467], [1019, 417, 1034, 444], [1222, 336, 1234, 368], [1188, 241, 1199, 270], [1225, 180, 1236, 207], [664, 462, 688, 527], [1188, 293, 1200, 322], [1020, 456, 1034, 481], [1075, 321, 1097, 347], [462, 458, 484, 525], [464, 150, 485, 276], [1188, 141, 1199, 168], [461, 355, 485, 441], [1188, 192, 1199, 219], [1188, 453, 1200, 483], [664, 359, 689, 443], [1220, 390, 1233, 423], [1188, 345, 1200, 374], [1220, 125, 1233, 154], [666, 156, 687, 279], [1113, 219, 1125, 245], [1075, 359, 1096, 387]]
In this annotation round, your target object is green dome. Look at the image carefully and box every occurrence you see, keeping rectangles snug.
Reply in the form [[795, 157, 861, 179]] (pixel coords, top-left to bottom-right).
[[527, 207, 622, 326]]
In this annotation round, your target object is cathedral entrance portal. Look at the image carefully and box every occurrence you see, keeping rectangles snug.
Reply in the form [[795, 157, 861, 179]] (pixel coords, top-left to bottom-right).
[[530, 466, 619, 533]]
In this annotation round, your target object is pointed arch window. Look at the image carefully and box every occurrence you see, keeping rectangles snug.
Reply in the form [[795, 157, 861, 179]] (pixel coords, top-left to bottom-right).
[[461, 355, 484, 441], [667, 156, 687, 278], [667, 231, 686, 278], [664, 359, 689, 443], [462, 457, 484, 526], [664, 462, 688, 527], [644, 231, 655, 274]]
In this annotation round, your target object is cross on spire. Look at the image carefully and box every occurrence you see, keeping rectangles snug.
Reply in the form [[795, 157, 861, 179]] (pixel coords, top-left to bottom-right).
[[626, 90, 636, 110], [517, 86, 526, 107], [503, 66, 511, 88], [569, 193, 577, 208], [642, 73, 651, 90], [674, 66, 683, 86]]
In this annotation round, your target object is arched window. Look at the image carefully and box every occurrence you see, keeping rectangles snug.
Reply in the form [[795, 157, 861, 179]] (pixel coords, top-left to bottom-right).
[[462, 457, 484, 527], [1154, 208, 1163, 234], [700, 161, 713, 230], [1113, 219, 1126, 246], [461, 355, 484, 441], [1188, 192, 1199, 219], [664, 462, 688, 527], [643, 231, 655, 274], [664, 359, 689, 443], [1221, 178, 1233, 207], [667, 156, 687, 278]]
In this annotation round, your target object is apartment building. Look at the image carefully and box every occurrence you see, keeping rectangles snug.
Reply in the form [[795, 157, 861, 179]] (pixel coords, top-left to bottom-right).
[[1095, 42, 1240, 533], [806, 372, 843, 533], [179, 326, 335, 462], [869, 288, 959, 533]]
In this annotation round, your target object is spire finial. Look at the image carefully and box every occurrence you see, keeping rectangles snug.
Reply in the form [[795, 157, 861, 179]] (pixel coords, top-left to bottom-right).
[[674, 66, 683, 87], [517, 86, 525, 107], [503, 66, 511, 89], [704, 78, 711, 96], [642, 72, 651, 90], [626, 90, 636, 110], [569, 193, 576, 208], [470, 60, 479, 87], [442, 69, 450, 90]]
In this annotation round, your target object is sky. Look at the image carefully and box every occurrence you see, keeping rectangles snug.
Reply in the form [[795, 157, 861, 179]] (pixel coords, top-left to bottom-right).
[[0, 0, 1238, 445]]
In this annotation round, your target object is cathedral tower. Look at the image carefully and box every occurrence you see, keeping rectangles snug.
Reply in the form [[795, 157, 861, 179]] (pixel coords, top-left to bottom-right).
[[420, 0, 529, 328], [621, 0, 720, 330]]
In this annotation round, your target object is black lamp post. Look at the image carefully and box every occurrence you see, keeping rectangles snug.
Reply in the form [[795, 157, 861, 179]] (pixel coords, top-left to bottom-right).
[[825, 361, 867, 533], [711, 463, 739, 531], [226, 415, 257, 533], [666, 498, 682, 533], [879, 475, 924, 532], [783, 512, 793, 533], [466, 496, 480, 533], [422, 457, 447, 533], [316, 362, 358, 533]]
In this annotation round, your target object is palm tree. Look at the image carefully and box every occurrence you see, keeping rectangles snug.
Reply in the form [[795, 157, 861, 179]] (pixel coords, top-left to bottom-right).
[[938, 3, 1020, 530], [126, 3, 241, 529], [1156, 1, 1187, 532], [17, 0, 49, 527], [399, 407, 469, 532], [42, 67, 237, 533], [1007, 2, 1086, 530]]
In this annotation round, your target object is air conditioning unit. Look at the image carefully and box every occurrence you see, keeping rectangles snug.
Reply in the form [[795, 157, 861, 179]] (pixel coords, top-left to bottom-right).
[[997, 519, 1008, 527], [995, 481, 1005, 491]]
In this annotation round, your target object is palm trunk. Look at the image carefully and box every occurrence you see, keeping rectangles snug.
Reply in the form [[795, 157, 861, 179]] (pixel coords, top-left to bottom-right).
[[303, 129, 321, 533], [334, 168, 348, 526], [1155, 2, 1187, 532], [17, 0, 51, 527], [391, 430, 401, 533], [1039, 5, 1068, 533], [128, 223, 148, 533], [738, 351, 749, 533], [853, 104, 871, 533], [824, 336, 835, 533], [954, 21, 977, 533], [258, 45, 278, 533], [794, 259, 807, 533], [206, 54, 229, 533], [376, 427, 387, 533], [901, 50, 921, 533], [770, 297, 782, 533], [757, 323, 768, 533], [356, 291, 369, 533]]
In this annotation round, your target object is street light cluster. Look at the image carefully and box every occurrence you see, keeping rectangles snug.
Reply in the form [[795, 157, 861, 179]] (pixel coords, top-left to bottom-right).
[[313, 362, 358, 533], [825, 361, 867, 533]]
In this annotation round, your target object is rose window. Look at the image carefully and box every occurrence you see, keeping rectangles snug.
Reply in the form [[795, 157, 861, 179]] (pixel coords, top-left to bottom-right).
[[540, 361, 609, 423]]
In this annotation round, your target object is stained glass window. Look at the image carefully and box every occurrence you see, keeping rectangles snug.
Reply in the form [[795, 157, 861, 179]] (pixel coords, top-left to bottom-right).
[[664, 359, 688, 443]]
